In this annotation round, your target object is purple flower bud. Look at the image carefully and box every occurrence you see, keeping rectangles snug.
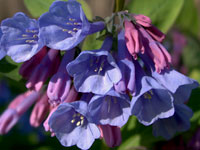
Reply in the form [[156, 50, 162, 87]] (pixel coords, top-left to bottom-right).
[[19, 46, 48, 79], [99, 125, 122, 148], [26, 49, 61, 91], [114, 30, 136, 94], [47, 49, 75, 104]]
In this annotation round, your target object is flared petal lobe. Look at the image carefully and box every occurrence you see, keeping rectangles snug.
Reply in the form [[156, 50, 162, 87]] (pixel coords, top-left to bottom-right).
[[152, 104, 193, 139]]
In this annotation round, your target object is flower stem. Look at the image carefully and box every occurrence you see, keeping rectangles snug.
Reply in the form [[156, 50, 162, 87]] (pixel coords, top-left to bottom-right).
[[113, 0, 125, 12]]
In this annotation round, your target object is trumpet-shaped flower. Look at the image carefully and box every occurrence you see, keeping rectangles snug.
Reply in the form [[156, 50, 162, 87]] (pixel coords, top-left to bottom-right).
[[39, 0, 105, 50], [1, 12, 44, 62], [67, 37, 122, 95], [88, 89, 130, 127], [49, 101, 100, 149], [131, 61, 174, 126]]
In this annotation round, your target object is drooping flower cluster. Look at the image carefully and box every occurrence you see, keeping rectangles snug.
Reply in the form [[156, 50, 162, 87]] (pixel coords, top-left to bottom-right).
[[0, 0, 199, 149]]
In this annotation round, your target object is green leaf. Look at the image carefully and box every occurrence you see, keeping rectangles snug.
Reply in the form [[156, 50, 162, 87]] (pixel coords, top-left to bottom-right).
[[24, 0, 93, 20], [182, 36, 200, 71], [175, 0, 200, 36], [81, 33, 104, 51], [126, 0, 184, 33], [24, 0, 53, 18], [118, 116, 163, 150], [187, 88, 200, 131], [0, 56, 22, 81], [189, 69, 200, 83]]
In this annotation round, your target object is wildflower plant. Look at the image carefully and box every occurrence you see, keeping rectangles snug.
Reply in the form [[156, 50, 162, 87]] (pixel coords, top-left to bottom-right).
[[0, 0, 199, 149]]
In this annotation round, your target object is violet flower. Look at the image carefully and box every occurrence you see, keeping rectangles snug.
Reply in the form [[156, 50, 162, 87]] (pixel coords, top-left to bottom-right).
[[39, 0, 105, 50], [131, 61, 174, 126], [1, 12, 44, 62], [67, 37, 122, 95], [88, 89, 130, 127], [49, 101, 100, 149]]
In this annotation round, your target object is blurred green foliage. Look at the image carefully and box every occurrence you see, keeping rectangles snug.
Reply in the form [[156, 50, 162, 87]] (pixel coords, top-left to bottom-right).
[[127, 0, 184, 33]]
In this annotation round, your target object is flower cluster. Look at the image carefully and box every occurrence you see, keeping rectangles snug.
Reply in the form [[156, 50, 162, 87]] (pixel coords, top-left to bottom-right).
[[0, 0, 199, 149]]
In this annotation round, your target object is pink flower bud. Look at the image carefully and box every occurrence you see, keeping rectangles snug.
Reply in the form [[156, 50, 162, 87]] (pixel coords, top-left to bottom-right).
[[138, 26, 171, 73], [133, 14, 152, 27], [99, 125, 122, 147], [26, 49, 61, 91], [0, 109, 19, 135], [47, 49, 75, 104], [0, 91, 40, 134], [43, 106, 57, 136], [124, 20, 142, 59], [19, 47, 48, 79], [145, 25, 166, 42], [63, 86, 78, 103], [30, 92, 50, 127]]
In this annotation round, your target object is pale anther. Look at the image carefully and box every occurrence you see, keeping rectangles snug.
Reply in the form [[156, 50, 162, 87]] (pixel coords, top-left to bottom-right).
[[71, 119, 75, 123], [76, 121, 81, 126], [62, 29, 68, 32]]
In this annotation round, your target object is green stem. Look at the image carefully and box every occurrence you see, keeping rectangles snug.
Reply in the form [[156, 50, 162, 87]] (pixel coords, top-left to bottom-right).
[[113, 0, 125, 12]]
